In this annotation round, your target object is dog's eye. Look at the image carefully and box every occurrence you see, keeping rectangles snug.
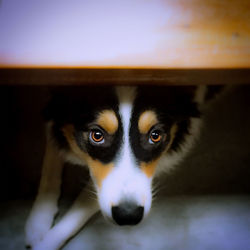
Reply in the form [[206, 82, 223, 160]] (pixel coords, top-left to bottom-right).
[[90, 129, 104, 144], [149, 130, 162, 144]]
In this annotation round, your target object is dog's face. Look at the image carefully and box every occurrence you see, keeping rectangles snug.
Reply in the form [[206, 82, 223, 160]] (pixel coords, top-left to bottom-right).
[[46, 86, 201, 225]]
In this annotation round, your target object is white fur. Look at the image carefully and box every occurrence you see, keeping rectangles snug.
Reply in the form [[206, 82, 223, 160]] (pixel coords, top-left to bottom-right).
[[99, 86, 152, 218], [25, 125, 98, 250], [25, 85, 206, 250], [32, 183, 98, 250]]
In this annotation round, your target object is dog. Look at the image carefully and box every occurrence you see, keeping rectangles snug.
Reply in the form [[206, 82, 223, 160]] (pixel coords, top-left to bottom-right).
[[25, 85, 208, 250]]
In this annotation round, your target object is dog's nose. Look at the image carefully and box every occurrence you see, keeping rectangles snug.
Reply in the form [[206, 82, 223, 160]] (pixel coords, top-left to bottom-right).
[[112, 202, 144, 225]]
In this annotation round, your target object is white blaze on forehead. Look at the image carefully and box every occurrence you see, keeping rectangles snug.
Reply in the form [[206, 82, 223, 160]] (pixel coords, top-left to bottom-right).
[[97, 87, 152, 219], [116, 86, 137, 146], [115, 86, 137, 172]]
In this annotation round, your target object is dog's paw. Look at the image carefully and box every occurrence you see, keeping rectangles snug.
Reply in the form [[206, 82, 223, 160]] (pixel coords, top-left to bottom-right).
[[30, 227, 67, 250], [25, 214, 53, 247], [25, 200, 59, 247], [32, 238, 60, 250]]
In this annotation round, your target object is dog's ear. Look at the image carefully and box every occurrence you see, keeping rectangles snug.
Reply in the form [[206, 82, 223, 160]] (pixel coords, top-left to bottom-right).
[[161, 86, 201, 122], [167, 100, 201, 122], [42, 91, 71, 124], [42, 92, 65, 122], [42, 86, 117, 127], [42, 87, 91, 125], [171, 85, 225, 121], [135, 85, 201, 123], [205, 85, 225, 102]]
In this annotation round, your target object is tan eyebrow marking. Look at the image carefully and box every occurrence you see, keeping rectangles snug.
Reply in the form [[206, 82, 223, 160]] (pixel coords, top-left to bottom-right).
[[138, 110, 158, 134], [96, 110, 118, 134]]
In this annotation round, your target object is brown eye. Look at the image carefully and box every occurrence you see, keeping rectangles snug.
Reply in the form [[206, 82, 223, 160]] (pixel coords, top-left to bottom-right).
[[149, 130, 162, 144], [90, 130, 104, 143]]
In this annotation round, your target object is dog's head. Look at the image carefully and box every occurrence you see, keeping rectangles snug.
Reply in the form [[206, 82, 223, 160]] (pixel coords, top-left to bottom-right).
[[45, 86, 204, 225]]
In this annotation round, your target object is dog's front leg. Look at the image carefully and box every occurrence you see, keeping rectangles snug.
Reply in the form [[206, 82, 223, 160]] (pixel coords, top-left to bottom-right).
[[25, 138, 64, 248], [33, 182, 99, 250]]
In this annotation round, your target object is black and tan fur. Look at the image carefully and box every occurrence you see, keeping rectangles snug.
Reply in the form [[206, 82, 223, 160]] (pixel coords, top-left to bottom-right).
[[25, 85, 207, 250]]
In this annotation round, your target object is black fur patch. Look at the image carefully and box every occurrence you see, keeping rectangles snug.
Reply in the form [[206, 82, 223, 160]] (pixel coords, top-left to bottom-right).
[[130, 86, 200, 162], [43, 86, 123, 164], [44, 86, 199, 164]]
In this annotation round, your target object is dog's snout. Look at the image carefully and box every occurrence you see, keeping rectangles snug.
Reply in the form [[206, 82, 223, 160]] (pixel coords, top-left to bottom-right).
[[111, 202, 144, 226]]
